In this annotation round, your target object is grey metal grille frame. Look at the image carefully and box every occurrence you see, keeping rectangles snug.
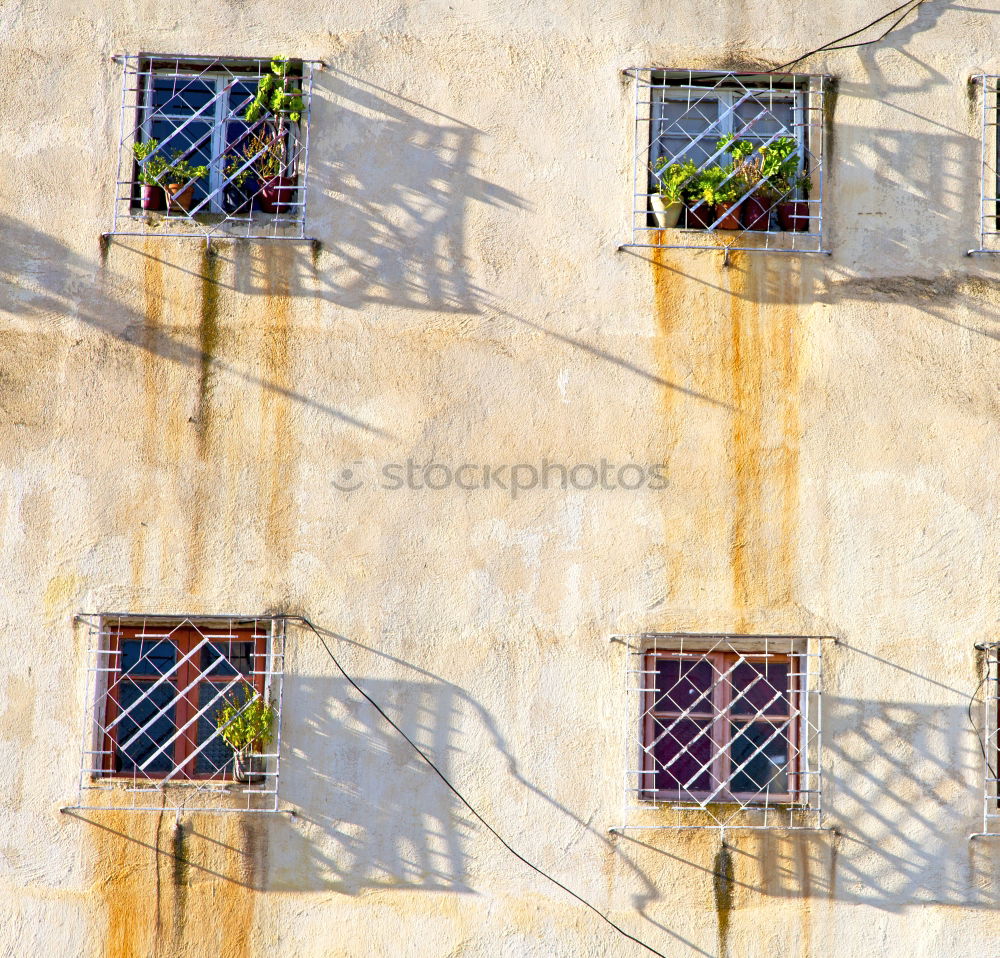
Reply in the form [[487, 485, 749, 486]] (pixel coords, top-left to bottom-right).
[[623, 69, 830, 255], [613, 633, 827, 833], [68, 614, 286, 814], [108, 54, 318, 241], [969, 75, 1000, 255], [972, 641, 1000, 838]]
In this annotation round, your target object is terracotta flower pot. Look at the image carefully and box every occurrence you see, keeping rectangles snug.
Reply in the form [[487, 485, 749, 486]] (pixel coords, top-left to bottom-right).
[[744, 196, 773, 231], [714, 201, 742, 230], [778, 200, 809, 232], [259, 176, 295, 214], [650, 194, 683, 229], [165, 182, 195, 213], [140, 184, 165, 211], [686, 202, 714, 230]]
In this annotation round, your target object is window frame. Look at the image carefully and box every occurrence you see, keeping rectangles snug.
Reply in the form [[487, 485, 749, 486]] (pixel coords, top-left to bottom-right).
[[98, 622, 269, 782], [648, 81, 808, 204], [640, 648, 802, 805]]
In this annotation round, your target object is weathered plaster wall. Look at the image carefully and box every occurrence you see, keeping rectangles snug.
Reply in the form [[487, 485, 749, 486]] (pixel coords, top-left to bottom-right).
[[1, 0, 998, 955]]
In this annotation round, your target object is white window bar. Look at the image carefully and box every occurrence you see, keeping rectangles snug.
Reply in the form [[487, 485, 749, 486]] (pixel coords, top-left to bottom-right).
[[107, 54, 319, 242], [611, 632, 830, 833], [968, 76, 1000, 255], [622, 69, 830, 255], [971, 641, 1000, 838], [66, 614, 287, 814]]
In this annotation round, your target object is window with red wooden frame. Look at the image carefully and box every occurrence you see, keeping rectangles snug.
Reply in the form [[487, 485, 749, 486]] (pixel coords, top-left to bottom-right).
[[641, 650, 801, 804], [99, 622, 267, 781]]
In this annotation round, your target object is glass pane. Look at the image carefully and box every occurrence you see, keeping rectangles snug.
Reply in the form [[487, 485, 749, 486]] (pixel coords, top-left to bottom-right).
[[732, 95, 795, 147], [121, 638, 176, 675], [201, 641, 255, 677], [653, 658, 714, 713], [152, 76, 216, 115], [650, 95, 721, 168], [649, 718, 714, 794], [731, 661, 790, 716], [195, 682, 235, 776], [115, 680, 177, 774], [730, 721, 789, 795]]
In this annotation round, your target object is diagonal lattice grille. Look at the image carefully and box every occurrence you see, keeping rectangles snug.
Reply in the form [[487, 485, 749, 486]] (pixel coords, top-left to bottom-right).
[[109, 55, 317, 240], [618, 634, 825, 832], [969, 76, 1000, 255], [625, 69, 829, 253], [974, 641, 1000, 837], [71, 615, 285, 814]]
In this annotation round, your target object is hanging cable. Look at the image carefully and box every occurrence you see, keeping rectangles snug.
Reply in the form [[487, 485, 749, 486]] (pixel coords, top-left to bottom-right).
[[286, 615, 670, 958], [776, 0, 930, 72]]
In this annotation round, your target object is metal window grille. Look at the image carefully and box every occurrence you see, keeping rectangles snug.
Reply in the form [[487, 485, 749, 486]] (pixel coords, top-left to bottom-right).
[[969, 75, 1000, 255], [68, 614, 286, 814], [624, 69, 829, 254], [973, 641, 1000, 838], [108, 54, 318, 241], [613, 633, 826, 832]]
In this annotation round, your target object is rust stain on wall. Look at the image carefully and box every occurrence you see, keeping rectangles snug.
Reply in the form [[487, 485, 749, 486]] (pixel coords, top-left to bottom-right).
[[260, 246, 296, 587], [650, 247, 801, 626], [91, 811, 262, 958]]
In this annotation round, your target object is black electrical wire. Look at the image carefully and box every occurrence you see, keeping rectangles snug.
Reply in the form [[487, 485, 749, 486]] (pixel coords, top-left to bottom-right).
[[287, 615, 670, 958], [776, 0, 930, 72]]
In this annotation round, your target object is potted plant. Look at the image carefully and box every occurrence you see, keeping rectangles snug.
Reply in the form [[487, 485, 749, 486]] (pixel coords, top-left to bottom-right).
[[777, 171, 812, 232], [243, 56, 304, 214], [223, 153, 257, 215], [214, 682, 277, 783], [133, 139, 168, 211], [650, 158, 695, 229], [163, 150, 208, 214], [688, 165, 724, 229]]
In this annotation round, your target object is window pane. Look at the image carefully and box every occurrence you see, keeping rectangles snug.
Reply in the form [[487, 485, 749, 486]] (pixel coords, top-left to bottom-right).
[[730, 721, 789, 795], [651, 95, 721, 168], [195, 682, 235, 776], [152, 76, 216, 115], [732, 95, 795, 147], [731, 661, 790, 716], [121, 638, 176, 675], [649, 718, 714, 793], [201, 640, 255, 677], [115, 681, 177, 774], [653, 658, 714, 713]]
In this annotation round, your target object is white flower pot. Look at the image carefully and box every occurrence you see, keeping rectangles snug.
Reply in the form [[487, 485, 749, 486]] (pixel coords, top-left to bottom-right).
[[650, 195, 683, 229]]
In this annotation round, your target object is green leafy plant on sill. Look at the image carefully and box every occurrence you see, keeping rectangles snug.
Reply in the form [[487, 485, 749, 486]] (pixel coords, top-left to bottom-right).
[[244, 56, 305, 124], [652, 157, 699, 204], [243, 129, 285, 180], [214, 682, 276, 754], [696, 164, 741, 206], [133, 138, 168, 185], [165, 150, 208, 185], [224, 153, 252, 188]]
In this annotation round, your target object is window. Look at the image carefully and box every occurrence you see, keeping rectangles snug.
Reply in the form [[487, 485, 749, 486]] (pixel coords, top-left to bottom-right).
[[616, 633, 824, 832], [110, 55, 316, 240], [98, 620, 269, 781], [970, 75, 1000, 255], [641, 649, 800, 803], [625, 69, 828, 253]]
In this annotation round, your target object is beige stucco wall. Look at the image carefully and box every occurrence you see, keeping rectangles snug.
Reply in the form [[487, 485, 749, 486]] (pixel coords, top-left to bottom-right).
[[1, 1, 999, 955]]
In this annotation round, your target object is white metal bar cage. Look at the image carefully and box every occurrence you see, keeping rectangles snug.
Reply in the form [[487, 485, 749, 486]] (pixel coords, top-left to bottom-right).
[[972, 641, 1000, 838], [613, 633, 827, 832], [108, 54, 318, 241], [968, 75, 1000, 255], [68, 614, 287, 814], [623, 69, 830, 255]]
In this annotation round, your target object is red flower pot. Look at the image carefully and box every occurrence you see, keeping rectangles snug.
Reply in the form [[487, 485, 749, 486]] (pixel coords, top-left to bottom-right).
[[686, 203, 713, 230], [259, 176, 295, 214], [165, 182, 194, 213], [714, 201, 742, 230], [140, 185, 165, 211], [778, 201, 809, 232], [744, 197, 772, 231]]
